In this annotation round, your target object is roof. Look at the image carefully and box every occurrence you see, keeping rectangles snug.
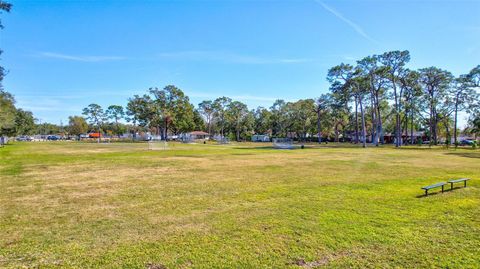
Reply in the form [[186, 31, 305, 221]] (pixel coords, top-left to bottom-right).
[[189, 131, 209, 136]]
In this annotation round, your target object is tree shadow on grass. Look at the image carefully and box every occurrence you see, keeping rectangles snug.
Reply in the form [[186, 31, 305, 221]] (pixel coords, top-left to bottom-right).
[[233, 146, 275, 150], [445, 152, 480, 159], [233, 146, 320, 151], [396, 146, 442, 150]]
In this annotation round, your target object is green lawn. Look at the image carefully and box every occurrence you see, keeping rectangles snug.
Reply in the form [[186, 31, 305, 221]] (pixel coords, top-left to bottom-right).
[[0, 142, 479, 268]]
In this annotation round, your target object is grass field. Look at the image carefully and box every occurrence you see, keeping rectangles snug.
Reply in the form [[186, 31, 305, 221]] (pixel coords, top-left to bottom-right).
[[0, 142, 479, 268]]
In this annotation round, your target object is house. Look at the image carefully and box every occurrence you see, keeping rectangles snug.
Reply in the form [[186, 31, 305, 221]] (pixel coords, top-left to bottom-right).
[[384, 131, 427, 144], [189, 131, 210, 140]]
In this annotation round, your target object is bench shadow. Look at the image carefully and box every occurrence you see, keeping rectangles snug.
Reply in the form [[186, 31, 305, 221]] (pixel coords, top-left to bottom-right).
[[449, 186, 466, 191], [445, 152, 480, 159], [416, 186, 466, 198], [416, 191, 443, 198]]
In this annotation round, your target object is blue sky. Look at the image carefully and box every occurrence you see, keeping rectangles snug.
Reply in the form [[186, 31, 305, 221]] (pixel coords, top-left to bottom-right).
[[1, 0, 479, 126]]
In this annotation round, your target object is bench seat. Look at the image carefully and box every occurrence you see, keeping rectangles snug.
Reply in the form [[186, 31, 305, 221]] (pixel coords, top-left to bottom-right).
[[447, 178, 470, 189], [421, 182, 446, 196]]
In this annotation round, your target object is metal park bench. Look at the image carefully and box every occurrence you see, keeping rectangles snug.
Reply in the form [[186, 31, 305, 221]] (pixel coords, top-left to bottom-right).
[[447, 178, 470, 190], [421, 182, 447, 196]]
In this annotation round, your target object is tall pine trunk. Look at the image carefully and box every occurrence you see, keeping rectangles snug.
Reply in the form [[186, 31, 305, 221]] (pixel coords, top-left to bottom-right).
[[132, 122, 137, 142], [410, 101, 414, 145], [164, 117, 169, 141], [334, 123, 339, 143], [444, 118, 451, 148], [370, 97, 376, 144], [221, 115, 224, 138], [429, 88, 434, 146], [97, 125, 101, 143], [393, 77, 400, 147], [236, 121, 240, 142], [375, 92, 384, 144], [433, 107, 438, 145], [355, 97, 359, 144], [317, 110, 322, 143], [359, 95, 367, 148], [454, 96, 458, 147], [207, 117, 211, 136]]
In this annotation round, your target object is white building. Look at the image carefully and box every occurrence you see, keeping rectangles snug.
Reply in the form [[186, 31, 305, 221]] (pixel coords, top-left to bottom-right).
[[252, 134, 270, 142]]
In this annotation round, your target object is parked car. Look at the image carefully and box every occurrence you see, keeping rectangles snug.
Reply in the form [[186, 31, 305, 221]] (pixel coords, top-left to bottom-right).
[[459, 139, 475, 146], [46, 135, 60, 141], [16, 136, 33, 141]]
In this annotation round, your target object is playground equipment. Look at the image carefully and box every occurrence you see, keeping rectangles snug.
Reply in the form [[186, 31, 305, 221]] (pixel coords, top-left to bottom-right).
[[273, 138, 295, 149], [148, 136, 168, 150]]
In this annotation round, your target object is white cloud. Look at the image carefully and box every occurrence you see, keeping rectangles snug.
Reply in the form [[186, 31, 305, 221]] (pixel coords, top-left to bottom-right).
[[35, 51, 312, 64], [158, 50, 312, 64], [38, 52, 126, 62], [315, 0, 379, 44], [16, 96, 80, 111]]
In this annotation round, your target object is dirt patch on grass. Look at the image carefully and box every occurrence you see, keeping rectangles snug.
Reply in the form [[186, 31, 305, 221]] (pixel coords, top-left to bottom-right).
[[146, 262, 167, 269], [290, 258, 330, 268], [289, 251, 351, 268]]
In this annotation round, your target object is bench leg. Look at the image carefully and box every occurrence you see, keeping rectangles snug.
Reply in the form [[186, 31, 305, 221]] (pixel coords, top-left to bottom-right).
[[442, 185, 444, 193], [450, 183, 453, 190], [465, 181, 467, 188], [425, 189, 428, 196]]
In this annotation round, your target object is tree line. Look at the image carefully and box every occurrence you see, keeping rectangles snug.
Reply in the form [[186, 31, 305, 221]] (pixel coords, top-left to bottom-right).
[[76, 53, 480, 147], [2, 54, 479, 146], [0, 3, 479, 146], [73, 51, 480, 147], [2, 58, 480, 146]]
